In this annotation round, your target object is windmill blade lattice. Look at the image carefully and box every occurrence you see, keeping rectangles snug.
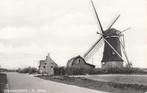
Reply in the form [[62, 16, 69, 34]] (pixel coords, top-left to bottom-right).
[[84, 37, 103, 61], [107, 15, 120, 29]]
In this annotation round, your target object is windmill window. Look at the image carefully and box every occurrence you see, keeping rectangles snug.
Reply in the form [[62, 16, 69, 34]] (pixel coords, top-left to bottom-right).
[[112, 51, 115, 55], [102, 62, 105, 65]]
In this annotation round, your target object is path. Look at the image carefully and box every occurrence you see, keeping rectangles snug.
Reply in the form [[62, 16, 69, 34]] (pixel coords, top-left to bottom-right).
[[5, 72, 108, 93]]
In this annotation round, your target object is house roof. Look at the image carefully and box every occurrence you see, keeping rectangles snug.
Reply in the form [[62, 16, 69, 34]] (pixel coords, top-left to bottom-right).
[[39, 54, 58, 66], [67, 55, 95, 68]]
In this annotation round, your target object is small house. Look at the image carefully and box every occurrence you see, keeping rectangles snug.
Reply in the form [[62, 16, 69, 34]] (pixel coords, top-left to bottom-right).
[[39, 53, 58, 75]]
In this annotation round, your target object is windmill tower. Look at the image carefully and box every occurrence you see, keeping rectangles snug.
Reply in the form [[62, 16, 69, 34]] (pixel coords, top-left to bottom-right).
[[101, 28, 123, 68], [83, 0, 132, 68]]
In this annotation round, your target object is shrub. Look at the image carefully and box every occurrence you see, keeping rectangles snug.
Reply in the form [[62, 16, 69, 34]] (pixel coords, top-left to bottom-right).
[[17, 67, 38, 74], [0, 73, 7, 93], [54, 67, 66, 75], [55, 67, 147, 75], [66, 67, 93, 75], [89, 67, 147, 74], [89, 68, 106, 74]]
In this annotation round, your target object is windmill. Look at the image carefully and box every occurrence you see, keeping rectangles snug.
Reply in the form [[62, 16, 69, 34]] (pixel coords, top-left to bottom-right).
[[83, 0, 132, 68]]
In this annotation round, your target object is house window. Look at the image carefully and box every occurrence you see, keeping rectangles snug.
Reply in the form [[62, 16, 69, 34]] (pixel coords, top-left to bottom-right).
[[51, 66, 53, 68]]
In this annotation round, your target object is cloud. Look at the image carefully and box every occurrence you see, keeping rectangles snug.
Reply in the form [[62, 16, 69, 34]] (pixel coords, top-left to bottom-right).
[[0, 26, 36, 39]]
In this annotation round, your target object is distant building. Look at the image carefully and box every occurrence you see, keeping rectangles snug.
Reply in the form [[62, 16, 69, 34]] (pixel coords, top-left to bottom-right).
[[39, 53, 58, 75], [67, 55, 95, 70]]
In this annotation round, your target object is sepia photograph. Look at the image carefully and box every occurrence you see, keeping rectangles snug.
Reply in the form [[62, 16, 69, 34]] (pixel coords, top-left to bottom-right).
[[0, 0, 147, 93]]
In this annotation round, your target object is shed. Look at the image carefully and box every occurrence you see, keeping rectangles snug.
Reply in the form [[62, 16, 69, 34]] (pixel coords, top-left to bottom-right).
[[67, 55, 95, 69]]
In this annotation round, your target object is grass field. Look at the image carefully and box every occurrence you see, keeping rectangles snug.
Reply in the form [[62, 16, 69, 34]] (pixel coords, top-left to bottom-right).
[[0, 73, 7, 93], [37, 74, 147, 93], [75, 74, 147, 86]]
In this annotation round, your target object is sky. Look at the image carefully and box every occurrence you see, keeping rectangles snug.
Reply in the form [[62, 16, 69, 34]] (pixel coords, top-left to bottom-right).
[[0, 0, 146, 69]]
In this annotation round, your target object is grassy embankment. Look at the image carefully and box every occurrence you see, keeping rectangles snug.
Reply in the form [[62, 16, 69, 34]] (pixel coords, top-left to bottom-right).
[[37, 75, 147, 93], [0, 73, 7, 93]]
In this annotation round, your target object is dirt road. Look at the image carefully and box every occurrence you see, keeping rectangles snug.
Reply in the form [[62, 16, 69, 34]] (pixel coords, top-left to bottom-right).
[[5, 72, 108, 93]]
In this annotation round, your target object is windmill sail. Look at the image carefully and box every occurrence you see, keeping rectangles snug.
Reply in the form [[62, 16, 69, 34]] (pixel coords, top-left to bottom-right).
[[84, 37, 103, 61], [120, 36, 132, 67], [107, 15, 120, 29], [91, 0, 104, 33]]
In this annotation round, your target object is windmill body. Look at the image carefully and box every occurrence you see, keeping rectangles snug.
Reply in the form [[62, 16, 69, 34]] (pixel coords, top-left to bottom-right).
[[101, 28, 123, 68]]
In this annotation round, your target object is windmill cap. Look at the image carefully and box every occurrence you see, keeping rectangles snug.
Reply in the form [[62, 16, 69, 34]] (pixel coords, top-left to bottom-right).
[[104, 28, 122, 36]]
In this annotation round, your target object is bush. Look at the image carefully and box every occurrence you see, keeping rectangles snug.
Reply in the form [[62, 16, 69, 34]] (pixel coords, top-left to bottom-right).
[[54, 67, 147, 75], [89, 67, 147, 74], [54, 67, 66, 75], [17, 67, 38, 74], [106, 67, 147, 74], [66, 67, 93, 75], [38, 66, 147, 75], [89, 68, 106, 74], [0, 73, 7, 93]]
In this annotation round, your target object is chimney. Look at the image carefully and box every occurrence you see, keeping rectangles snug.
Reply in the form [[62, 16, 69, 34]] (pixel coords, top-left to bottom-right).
[[46, 53, 50, 61]]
